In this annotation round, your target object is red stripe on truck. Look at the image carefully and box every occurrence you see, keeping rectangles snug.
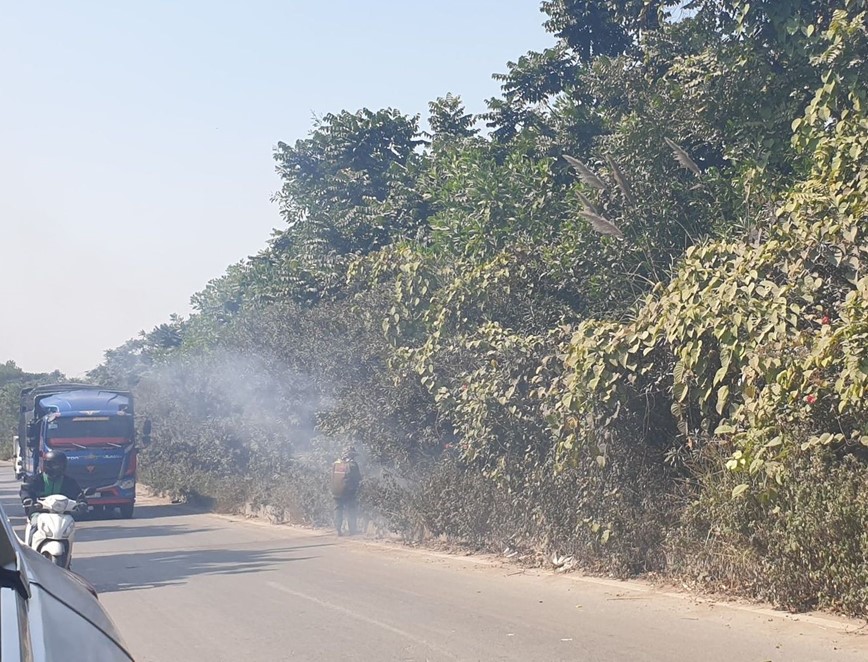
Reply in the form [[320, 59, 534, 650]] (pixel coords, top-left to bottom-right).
[[46, 437, 129, 448]]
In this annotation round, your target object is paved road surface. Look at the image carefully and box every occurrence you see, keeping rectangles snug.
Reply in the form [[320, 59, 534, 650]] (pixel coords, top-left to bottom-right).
[[1, 469, 866, 661]]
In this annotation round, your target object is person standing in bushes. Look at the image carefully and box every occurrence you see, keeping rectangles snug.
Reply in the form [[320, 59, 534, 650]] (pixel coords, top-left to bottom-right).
[[331, 446, 362, 536]]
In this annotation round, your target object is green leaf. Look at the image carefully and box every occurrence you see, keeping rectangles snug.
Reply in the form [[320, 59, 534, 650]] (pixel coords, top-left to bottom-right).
[[716, 385, 730, 415], [731, 484, 749, 498], [673, 361, 686, 385]]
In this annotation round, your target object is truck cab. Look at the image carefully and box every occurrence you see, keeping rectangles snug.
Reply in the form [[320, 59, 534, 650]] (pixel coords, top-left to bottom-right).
[[18, 384, 149, 519]]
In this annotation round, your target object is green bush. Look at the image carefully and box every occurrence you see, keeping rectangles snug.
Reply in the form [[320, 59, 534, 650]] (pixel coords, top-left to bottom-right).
[[673, 450, 868, 615]]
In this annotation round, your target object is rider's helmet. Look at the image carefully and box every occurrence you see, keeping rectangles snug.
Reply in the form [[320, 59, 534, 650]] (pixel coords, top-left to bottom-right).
[[43, 450, 68, 480]]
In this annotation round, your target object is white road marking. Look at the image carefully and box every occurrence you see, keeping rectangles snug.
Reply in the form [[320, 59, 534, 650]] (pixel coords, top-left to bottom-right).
[[266, 580, 460, 660]]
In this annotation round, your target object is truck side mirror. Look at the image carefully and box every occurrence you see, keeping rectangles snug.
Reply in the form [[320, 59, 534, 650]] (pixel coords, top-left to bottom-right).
[[141, 419, 152, 447]]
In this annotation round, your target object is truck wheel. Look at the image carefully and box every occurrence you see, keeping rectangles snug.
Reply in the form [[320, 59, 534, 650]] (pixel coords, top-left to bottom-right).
[[119, 503, 134, 519]]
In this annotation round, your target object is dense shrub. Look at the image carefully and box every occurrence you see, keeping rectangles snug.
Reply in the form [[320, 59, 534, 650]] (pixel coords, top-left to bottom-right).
[[672, 451, 868, 615]]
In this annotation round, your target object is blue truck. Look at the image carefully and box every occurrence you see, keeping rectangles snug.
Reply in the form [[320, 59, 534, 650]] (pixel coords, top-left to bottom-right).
[[15, 384, 151, 519]]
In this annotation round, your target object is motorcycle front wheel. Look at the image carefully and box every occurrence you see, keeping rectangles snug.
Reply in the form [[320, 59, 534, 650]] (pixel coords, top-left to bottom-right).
[[43, 551, 69, 568]]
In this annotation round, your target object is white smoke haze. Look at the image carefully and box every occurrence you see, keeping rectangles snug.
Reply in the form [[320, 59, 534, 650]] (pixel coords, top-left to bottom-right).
[[133, 348, 378, 475], [103, 308, 430, 535]]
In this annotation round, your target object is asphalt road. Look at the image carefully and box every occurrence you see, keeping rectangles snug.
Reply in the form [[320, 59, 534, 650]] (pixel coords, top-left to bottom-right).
[[1, 469, 866, 661]]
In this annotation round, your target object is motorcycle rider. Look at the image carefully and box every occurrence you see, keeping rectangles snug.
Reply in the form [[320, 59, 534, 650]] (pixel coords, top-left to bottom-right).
[[20, 450, 83, 517]]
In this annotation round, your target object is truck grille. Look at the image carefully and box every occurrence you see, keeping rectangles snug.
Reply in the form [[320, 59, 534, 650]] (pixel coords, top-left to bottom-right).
[[64, 456, 126, 488]]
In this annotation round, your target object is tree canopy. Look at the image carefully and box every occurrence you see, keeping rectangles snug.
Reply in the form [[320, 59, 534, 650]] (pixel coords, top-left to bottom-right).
[[92, 0, 868, 615]]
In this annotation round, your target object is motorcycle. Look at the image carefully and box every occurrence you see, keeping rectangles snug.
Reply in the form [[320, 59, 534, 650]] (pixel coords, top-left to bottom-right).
[[22, 490, 93, 569]]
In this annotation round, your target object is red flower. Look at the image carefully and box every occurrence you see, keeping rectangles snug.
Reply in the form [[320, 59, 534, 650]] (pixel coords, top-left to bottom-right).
[[821, 315, 831, 325], [805, 394, 817, 404]]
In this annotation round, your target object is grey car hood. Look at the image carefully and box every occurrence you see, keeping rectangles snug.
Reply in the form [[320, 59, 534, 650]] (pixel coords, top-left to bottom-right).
[[19, 544, 134, 661]]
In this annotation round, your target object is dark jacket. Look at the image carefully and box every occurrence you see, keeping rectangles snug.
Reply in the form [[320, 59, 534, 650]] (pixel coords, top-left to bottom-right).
[[20, 473, 83, 503]]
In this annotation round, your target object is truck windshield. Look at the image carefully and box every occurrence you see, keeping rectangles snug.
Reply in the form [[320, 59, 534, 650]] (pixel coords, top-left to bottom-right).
[[46, 417, 132, 442]]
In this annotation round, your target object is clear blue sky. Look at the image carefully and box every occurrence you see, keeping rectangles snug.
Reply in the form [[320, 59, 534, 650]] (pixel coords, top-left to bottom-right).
[[0, 1, 554, 377]]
